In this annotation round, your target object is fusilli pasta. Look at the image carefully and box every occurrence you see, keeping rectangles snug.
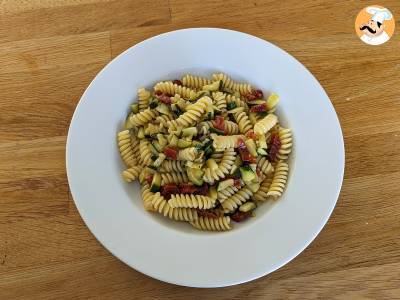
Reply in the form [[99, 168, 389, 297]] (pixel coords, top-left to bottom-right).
[[190, 216, 231, 231], [182, 74, 212, 89], [213, 73, 253, 95], [168, 194, 217, 209], [267, 161, 289, 198], [117, 130, 136, 167]]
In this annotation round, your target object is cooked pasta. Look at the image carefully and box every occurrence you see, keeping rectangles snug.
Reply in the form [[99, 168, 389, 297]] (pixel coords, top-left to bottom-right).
[[117, 130, 136, 167], [190, 216, 231, 231], [117, 73, 292, 231], [182, 74, 212, 89]]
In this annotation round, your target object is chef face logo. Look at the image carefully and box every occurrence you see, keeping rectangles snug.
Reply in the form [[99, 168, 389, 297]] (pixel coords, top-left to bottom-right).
[[355, 5, 395, 45]]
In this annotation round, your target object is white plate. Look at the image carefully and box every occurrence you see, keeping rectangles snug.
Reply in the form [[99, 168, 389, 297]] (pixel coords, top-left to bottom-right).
[[66, 28, 344, 287]]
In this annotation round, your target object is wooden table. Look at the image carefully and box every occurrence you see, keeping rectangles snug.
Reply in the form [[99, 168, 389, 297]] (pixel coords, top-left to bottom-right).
[[1, 0, 399, 298]]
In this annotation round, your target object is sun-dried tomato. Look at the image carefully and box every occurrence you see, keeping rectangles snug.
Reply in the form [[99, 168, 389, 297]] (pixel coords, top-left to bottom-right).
[[244, 89, 264, 101], [249, 103, 267, 113], [155, 92, 172, 105], [146, 175, 153, 185], [239, 147, 256, 163], [161, 184, 180, 199], [213, 115, 225, 131], [245, 130, 258, 140], [268, 133, 281, 162], [231, 210, 252, 222], [164, 147, 178, 160], [172, 79, 183, 86], [197, 209, 219, 219]]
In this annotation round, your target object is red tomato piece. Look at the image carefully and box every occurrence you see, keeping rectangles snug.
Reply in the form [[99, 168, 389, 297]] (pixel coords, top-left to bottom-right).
[[173, 79, 183, 86], [161, 184, 180, 199], [233, 179, 242, 188], [155, 92, 172, 105], [146, 175, 153, 185], [239, 148, 256, 163], [245, 130, 258, 140], [197, 209, 219, 219], [163, 147, 178, 160], [236, 138, 246, 149], [268, 133, 281, 162], [231, 210, 252, 222], [179, 183, 198, 194], [213, 115, 225, 131], [249, 103, 267, 113]]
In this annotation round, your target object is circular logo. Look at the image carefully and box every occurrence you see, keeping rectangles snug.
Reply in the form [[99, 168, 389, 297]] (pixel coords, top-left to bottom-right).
[[355, 5, 395, 45]]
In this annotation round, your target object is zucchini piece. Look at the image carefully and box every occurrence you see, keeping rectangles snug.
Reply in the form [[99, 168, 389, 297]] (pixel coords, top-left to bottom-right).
[[209, 127, 225, 135], [150, 173, 161, 193], [149, 143, 159, 155], [152, 153, 166, 168], [217, 179, 234, 191], [240, 165, 256, 182], [257, 148, 268, 156], [239, 202, 256, 212], [187, 168, 204, 186], [206, 159, 218, 171], [230, 164, 238, 175], [157, 134, 168, 148], [182, 127, 198, 137], [149, 98, 158, 109], [202, 80, 221, 92], [247, 182, 260, 193], [266, 93, 280, 110], [130, 103, 139, 113], [168, 134, 178, 147], [204, 145, 213, 157], [209, 186, 218, 200], [156, 103, 170, 115], [152, 141, 164, 152], [137, 127, 145, 139], [177, 139, 192, 148], [245, 139, 258, 157], [231, 167, 241, 179], [186, 162, 203, 169], [226, 102, 237, 110], [249, 164, 257, 172]]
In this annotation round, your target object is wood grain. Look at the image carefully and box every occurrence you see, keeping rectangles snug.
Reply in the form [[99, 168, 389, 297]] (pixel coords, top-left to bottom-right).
[[1, 0, 400, 298]]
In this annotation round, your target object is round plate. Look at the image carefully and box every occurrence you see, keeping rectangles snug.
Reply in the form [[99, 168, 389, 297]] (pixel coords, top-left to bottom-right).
[[66, 28, 344, 287]]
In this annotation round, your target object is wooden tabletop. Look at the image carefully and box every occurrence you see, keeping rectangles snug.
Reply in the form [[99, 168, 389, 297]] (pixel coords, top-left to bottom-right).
[[1, 0, 400, 298]]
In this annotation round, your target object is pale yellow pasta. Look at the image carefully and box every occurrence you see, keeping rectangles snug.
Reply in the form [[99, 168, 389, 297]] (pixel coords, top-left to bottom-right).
[[254, 114, 278, 135], [154, 81, 197, 100], [252, 178, 272, 202], [160, 172, 189, 185], [225, 94, 249, 110], [182, 74, 212, 89], [152, 193, 198, 221], [257, 156, 274, 176], [234, 111, 252, 134], [122, 166, 142, 182], [222, 186, 253, 213], [141, 184, 156, 211], [217, 186, 240, 203], [177, 147, 198, 161], [267, 161, 289, 198], [211, 134, 245, 150], [130, 133, 141, 163], [129, 108, 158, 127], [159, 160, 186, 173], [168, 194, 216, 209], [212, 91, 227, 116], [117, 130, 136, 167], [203, 148, 235, 184], [224, 120, 240, 134], [190, 216, 231, 231], [137, 88, 151, 111], [213, 73, 253, 95], [277, 127, 292, 160], [139, 139, 152, 166], [210, 150, 224, 163]]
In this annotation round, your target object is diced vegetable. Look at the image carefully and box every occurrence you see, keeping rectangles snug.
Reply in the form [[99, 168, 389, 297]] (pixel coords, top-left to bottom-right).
[[187, 168, 204, 186], [230, 164, 238, 175], [150, 173, 161, 193], [202, 80, 222, 92], [217, 179, 234, 191], [240, 165, 256, 182], [130, 103, 139, 113], [206, 159, 218, 171], [231, 210, 252, 222], [161, 183, 179, 199], [245, 139, 258, 157], [152, 141, 164, 152], [179, 183, 198, 194], [239, 202, 257, 212], [226, 102, 237, 110], [169, 135, 178, 147], [177, 139, 192, 148], [157, 134, 168, 148], [213, 115, 225, 131], [247, 182, 260, 193], [245, 130, 258, 140], [249, 103, 267, 113], [163, 146, 178, 160], [149, 143, 159, 155], [156, 103, 170, 114], [152, 153, 166, 168], [209, 127, 225, 135], [182, 127, 198, 137], [257, 148, 268, 156], [209, 186, 218, 199], [149, 98, 158, 109], [137, 127, 145, 139]]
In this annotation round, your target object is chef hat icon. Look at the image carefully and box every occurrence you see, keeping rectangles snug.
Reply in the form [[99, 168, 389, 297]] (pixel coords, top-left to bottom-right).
[[366, 6, 393, 24]]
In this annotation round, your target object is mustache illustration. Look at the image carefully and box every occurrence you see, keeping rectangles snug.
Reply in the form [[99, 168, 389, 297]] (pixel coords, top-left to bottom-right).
[[360, 25, 376, 34]]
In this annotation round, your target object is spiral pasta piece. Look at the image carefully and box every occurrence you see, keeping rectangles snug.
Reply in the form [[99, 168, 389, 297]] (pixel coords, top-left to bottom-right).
[[210, 150, 224, 163], [252, 178, 272, 202], [137, 88, 151, 111], [168, 194, 216, 209], [141, 184, 156, 211], [130, 133, 141, 164], [203, 148, 235, 184], [159, 160, 186, 173], [254, 114, 278, 135], [234, 111, 252, 134], [139, 139, 152, 166], [129, 108, 158, 127], [213, 73, 252, 95], [212, 92, 227, 116], [257, 156, 274, 176], [217, 186, 240, 203], [167, 96, 212, 130], [266, 161, 289, 198], [225, 94, 249, 110], [182, 74, 212, 89], [160, 172, 189, 185], [211, 134, 245, 150], [222, 186, 253, 212], [154, 81, 197, 100], [224, 120, 239, 134], [151, 193, 198, 221], [156, 114, 174, 129], [117, 130, 136, 167], [277, 127, 292, 160], [122, 166, 141, 182], [190, 216, 231, 231], [177, 147, 198, 161]]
